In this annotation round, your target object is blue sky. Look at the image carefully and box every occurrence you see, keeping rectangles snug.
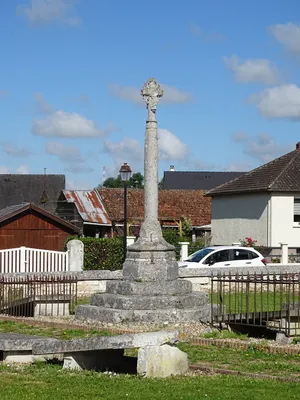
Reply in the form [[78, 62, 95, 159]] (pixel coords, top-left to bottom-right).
[[1, 0, 300, 189]]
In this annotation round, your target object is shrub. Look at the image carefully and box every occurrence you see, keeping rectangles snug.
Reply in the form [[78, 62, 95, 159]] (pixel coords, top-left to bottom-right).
[[65, 236, 123, 271]]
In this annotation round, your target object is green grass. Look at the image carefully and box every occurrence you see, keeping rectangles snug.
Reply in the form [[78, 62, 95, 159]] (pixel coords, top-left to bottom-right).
[[210, 291, 296, 313], [0, 364, 299, 400], [178, 343, 300, 378], [0, 320, 112, 340]]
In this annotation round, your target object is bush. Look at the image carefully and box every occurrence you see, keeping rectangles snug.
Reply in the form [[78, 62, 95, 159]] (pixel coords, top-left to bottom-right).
[[65, 236, 123, 271]]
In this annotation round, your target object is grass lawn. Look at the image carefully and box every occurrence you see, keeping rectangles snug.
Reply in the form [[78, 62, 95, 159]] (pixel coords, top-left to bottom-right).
[[0, 320, 300, 399], [0, 320, 112, 340], [0, 364, 299, 400]]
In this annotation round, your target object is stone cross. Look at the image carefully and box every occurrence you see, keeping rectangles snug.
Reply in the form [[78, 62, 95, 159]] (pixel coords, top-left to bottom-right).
[[137, 78, 165, 245]]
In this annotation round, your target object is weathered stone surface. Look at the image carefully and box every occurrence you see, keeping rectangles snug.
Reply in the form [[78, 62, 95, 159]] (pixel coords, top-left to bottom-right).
[[137, 344, 188, 377], [106, 279, 192, 296], [75, 304, 211, 324], [90, 292, 209, 310], [0, 333, 58, 351], [123, 261, 178, 282], [32, 331, 180, 355]]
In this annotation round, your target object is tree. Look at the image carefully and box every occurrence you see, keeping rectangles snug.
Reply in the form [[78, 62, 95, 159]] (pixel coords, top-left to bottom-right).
[[100, 172, 144, 189]]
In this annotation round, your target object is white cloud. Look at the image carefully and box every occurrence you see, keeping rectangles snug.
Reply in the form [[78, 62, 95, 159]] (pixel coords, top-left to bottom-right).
[[2, 142, 32, 157], [158, 129, 190, 161], [225, 162, 251, 172], [66, 179, 94, 190], [231, 132, 249, 143], [0, 166, 9, 173], [46, 141, 83, 163], [34, 92, 53, 114], [104, 138, 143, 166], [17, 0, 80, 26], [250, 84, 300, 119], [108, 83, 193, 105], [224, 55, 279, 84], [16, 164, 30, 174], [189, 22, 224, 42], [269, 23, 300, 53], [235, 132, 292, 163], [32, 110, 103, 137]]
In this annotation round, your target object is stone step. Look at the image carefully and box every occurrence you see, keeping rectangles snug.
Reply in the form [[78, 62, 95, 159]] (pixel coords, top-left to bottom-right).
[[75, 304, 211, 324], [90, 292, 209, 310], [106, 279, 193, 296]]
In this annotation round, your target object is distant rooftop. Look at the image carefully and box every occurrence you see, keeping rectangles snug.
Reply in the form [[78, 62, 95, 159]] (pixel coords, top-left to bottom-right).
[[162, 171, 245, 191]]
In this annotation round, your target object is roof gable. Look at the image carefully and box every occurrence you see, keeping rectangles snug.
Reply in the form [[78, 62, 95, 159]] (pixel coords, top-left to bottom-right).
[[0, 203, 79, 233], [163, 171, 245, 190], [98, 188, 211, 227], [207, 146, 300, 196]]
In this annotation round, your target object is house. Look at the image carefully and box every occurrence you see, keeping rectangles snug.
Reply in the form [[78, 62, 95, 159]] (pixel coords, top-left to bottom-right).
[[55, 190, 111, 237], [162, 170, 245, 190], [0, 174, 65, 214], [206, 143, 300, 253], [98, 188, 211, 238], [0, 203, 79, 251]]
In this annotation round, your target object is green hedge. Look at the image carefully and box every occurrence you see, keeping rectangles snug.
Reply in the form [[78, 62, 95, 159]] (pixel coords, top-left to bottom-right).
[[65, 236, 123, 271]]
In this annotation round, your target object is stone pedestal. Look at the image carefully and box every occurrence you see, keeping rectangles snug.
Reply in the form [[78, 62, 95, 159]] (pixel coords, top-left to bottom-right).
[[75, 78, 210, 324]]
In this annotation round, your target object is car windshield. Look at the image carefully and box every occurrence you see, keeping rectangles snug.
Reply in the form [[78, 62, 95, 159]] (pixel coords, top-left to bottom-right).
[[185, 247, 215, 263]]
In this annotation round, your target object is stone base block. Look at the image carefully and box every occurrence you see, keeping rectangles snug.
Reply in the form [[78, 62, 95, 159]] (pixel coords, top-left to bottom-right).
[[2, 351, 33, 364], [123, 261, 178, 282], [91, 292, 209, 310], [63, 349, 136, 373], [137, 344, 188, 378], [106, 279, 192, 296], [75, 304, 211, 324]]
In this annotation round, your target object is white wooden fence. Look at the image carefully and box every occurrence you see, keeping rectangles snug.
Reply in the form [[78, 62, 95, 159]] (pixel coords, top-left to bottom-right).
[[0, 246, 68, 274]]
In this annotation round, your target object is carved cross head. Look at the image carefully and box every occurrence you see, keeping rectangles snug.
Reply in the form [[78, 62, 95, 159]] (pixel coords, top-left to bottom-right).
[[141, 78, 163, 112]]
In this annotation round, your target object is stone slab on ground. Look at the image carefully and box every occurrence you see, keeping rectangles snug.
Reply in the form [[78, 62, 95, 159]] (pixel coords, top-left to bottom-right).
[[32, 330, 180, 355], [137, 344, 188, 378], [76, 304, 211, 324], [0, 333, 58, 351]]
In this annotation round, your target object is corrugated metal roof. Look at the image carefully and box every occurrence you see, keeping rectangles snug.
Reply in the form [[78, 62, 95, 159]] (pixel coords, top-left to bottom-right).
[[63, 190, 111, 225]]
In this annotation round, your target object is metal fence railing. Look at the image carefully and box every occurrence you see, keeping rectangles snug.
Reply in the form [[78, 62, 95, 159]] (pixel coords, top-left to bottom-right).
[[0, 275, 77, 318], [211, 272, 300, 337]]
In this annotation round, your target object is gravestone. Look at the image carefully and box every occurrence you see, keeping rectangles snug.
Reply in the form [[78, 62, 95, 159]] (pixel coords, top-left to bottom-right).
[[75, 78, 210, 323]]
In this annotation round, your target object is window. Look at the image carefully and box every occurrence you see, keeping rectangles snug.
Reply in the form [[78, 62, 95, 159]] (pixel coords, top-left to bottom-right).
[[294, 198, 300, 223], [233, 249, 251, 261], [205, 250, 230, 264]]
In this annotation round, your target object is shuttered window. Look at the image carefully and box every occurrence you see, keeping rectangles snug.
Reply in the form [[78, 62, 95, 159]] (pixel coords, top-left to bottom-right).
[[294, 199, 300, 222]]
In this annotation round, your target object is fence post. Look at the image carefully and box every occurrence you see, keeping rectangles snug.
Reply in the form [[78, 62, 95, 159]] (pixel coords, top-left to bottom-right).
[[127, 236, 136, 247], [179, 242, 189, 261], [280, 243, 289, 264], [20, 246, 26, 273], [67, 240, 84, 272]]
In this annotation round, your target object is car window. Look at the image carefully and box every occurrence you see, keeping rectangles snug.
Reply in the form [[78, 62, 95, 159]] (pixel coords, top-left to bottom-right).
[[205, 250, 230, 264], [233, 249, 251, 260], [249, 251, 259, 259], [186, 248, 214, 262]]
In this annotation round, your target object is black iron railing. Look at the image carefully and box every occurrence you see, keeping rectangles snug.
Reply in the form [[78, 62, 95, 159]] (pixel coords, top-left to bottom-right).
[[0, 274, 78, 318], [211, 272, 300, 337]]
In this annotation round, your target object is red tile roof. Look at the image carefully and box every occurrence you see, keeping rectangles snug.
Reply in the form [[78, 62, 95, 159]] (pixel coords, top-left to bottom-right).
[[98, 188, 211, 227]]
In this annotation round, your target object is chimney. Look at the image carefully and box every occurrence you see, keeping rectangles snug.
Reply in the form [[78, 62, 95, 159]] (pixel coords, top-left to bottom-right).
[[297, 143, 300, 150], [170, 165, 174, 172]]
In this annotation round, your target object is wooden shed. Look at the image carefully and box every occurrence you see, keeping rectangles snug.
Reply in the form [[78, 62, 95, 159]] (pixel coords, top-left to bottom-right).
[[0, 203, 79, 251]]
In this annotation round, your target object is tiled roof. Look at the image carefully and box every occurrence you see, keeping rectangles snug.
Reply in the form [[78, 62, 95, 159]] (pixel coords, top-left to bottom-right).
[[62, 190, 111, 225], [98, 188, 211, 227], [207, 145, 300, 196], [162, 171, 245, 190], [0, 174, 65, 213]]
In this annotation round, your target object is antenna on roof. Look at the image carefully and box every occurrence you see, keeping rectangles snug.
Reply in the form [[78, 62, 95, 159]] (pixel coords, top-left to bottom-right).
[[102, 166, 106, 184]]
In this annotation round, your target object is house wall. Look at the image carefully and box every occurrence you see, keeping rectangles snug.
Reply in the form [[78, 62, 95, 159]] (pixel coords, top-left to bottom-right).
[[270, 193, 300, 248], [0, 212, 75, 251], [211, 193, 270, 246]]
